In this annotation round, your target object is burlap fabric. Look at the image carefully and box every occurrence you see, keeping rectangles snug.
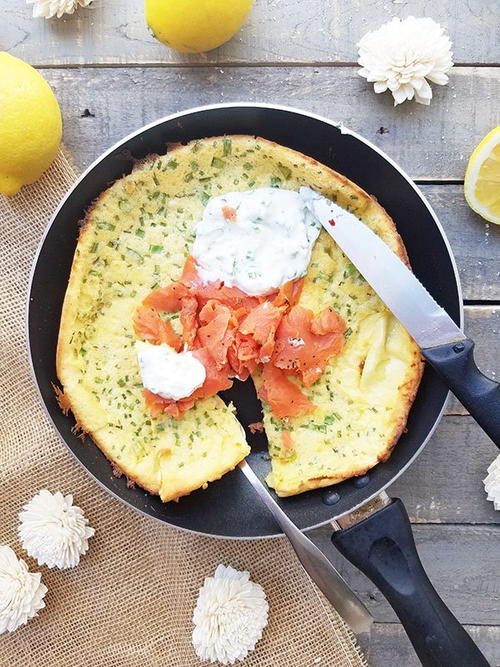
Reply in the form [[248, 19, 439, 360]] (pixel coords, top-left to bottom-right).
[[0, 150, 366, 667]]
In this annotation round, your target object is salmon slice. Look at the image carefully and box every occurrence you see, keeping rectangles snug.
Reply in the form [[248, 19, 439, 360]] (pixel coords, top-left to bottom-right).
[[227, 332, 260, 381], [133, 306, 182, 351], [311, 306, 346, 336], [258, 364, 315, 418], [272, 305, 346, 387], [239, 301, 285, 362], [272, 278, 304, 308], [180, 295, 199, 347], [143, 282, 189, 312], [197, 300, 235, 369]]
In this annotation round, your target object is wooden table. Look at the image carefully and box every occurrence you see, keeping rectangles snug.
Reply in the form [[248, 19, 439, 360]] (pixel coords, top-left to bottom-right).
[[3, 1, 499, 664]]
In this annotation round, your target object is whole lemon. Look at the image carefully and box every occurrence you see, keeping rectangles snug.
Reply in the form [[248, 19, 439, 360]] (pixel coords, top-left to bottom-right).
[[0, 53, 62, 197], [145, 0, 254, 53]]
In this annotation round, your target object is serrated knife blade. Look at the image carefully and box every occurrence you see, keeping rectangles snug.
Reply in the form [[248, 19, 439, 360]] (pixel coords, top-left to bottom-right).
[[300, 186, 465, 350]]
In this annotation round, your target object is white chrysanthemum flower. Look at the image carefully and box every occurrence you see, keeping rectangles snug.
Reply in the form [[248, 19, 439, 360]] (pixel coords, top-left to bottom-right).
[[18, 490, 95, 570], [27, 0, 92, 19], [0, 546, 47, 634], [192, 565, 268, 664], [357, 16, 453, 106], [484, 454, 500, 510]]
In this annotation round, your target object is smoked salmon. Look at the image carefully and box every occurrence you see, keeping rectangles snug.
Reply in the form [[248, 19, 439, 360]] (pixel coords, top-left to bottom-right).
[[135, 256, 346, 419], [272, 305, 346, 387]]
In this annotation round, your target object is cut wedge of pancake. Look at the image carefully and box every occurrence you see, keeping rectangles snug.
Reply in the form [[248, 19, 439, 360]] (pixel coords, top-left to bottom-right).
[[57, 135, 422, 500]]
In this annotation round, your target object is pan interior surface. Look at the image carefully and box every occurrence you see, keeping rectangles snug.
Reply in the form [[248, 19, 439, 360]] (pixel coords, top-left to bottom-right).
[[28, 105, 461, 538]]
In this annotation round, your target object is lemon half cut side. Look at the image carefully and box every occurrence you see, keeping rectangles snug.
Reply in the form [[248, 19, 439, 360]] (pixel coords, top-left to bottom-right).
[[464, 126, 500, 225]]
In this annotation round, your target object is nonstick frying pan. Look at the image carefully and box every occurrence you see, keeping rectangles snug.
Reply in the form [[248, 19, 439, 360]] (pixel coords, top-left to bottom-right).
[[28, 104, 490, 666]]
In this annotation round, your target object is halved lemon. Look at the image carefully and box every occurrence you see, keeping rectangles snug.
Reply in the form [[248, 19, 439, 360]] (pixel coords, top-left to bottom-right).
[[464, 126, 500, 225]]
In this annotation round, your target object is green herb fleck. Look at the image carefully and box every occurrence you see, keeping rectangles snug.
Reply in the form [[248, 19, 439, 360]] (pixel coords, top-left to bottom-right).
[[125, 247, 144, 263], [211, 157, 225, 169], [118, 199, 132, 212], [96, 221, 115, 231], [278, 164, 292, 180], [222, 138, 232, 156]]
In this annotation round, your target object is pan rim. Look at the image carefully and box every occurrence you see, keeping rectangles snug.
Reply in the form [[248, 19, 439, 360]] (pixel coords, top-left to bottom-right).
[[26, 102, 464, 540]]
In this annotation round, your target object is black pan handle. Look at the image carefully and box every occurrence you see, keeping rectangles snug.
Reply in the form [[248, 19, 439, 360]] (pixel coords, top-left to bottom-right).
[[332, 499, 490, 667], [423, 338, 500, 448]]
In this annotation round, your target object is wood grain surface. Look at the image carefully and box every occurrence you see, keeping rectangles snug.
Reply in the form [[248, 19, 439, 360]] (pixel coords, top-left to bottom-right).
[[2, 1, 499, 663], [3, 0, 499, 66], [38, 66, 500, 181]]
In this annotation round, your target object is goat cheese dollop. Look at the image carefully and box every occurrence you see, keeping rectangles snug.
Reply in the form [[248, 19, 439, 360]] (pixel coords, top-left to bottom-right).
[[136, 341, 206, 401], [192, 187, 321, 296]]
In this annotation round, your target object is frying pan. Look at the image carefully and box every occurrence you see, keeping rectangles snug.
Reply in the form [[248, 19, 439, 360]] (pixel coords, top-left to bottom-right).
[[28, 104, 489, 667]]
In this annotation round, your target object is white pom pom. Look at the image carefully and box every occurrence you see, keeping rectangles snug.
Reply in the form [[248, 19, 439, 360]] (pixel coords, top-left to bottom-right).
[[484, 454, 500, 511], [357, 17, 453, 106], [0, 546, 47, 634], [26, 0, 92, 20], [19, 490, 95, 569], [192, 565, 269, 664]]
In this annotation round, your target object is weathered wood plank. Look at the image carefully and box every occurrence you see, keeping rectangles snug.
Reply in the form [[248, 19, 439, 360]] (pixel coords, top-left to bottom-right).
[[389, 415, 499, 524], [420, 194, 500, 302], [369, 624, 500, 667], [3, 0, 499, 66], [447, 307, 500, 414], [310, 524, 500, 624], [40, 66, 500, 181]]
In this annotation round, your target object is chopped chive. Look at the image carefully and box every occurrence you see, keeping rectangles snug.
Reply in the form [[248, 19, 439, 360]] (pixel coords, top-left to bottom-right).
[[152, 173, 160, 186], [184, 172, 194, 182], [135, 229, 145, 238], [125, 247, 144, 263], [222, 138, 232, 156], [211, 157, 225, 169], [118, 199, 132, 211], [278, 164, 292, 179], [270, 176, 282, 188], [90, 242, 99, 253], [96, 221, 115, 231], [201, 191, 210, 205], [167, 159, 178, 169], [118, 378, 126, 387], [243, 162, 253, 171]]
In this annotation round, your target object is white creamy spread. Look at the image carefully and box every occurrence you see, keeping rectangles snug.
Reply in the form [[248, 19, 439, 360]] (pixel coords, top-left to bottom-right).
[[192, 187, 321, 296], [135, 341, 206, 400]]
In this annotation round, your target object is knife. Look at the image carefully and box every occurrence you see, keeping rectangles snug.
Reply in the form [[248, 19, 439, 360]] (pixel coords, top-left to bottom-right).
[[239, 459, 373, 649], [301, 186, 500, 448]]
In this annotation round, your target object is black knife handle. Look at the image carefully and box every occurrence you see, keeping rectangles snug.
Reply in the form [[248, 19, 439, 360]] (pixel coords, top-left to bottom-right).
[[423, 338, 500, 448], [332, 499, 491, 667]]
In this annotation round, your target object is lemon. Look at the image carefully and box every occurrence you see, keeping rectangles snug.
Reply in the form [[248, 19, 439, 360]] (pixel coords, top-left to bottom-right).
[[464, 126, 500, 225], [145, 0, 254, 53], [0, 53, 62, 197]]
